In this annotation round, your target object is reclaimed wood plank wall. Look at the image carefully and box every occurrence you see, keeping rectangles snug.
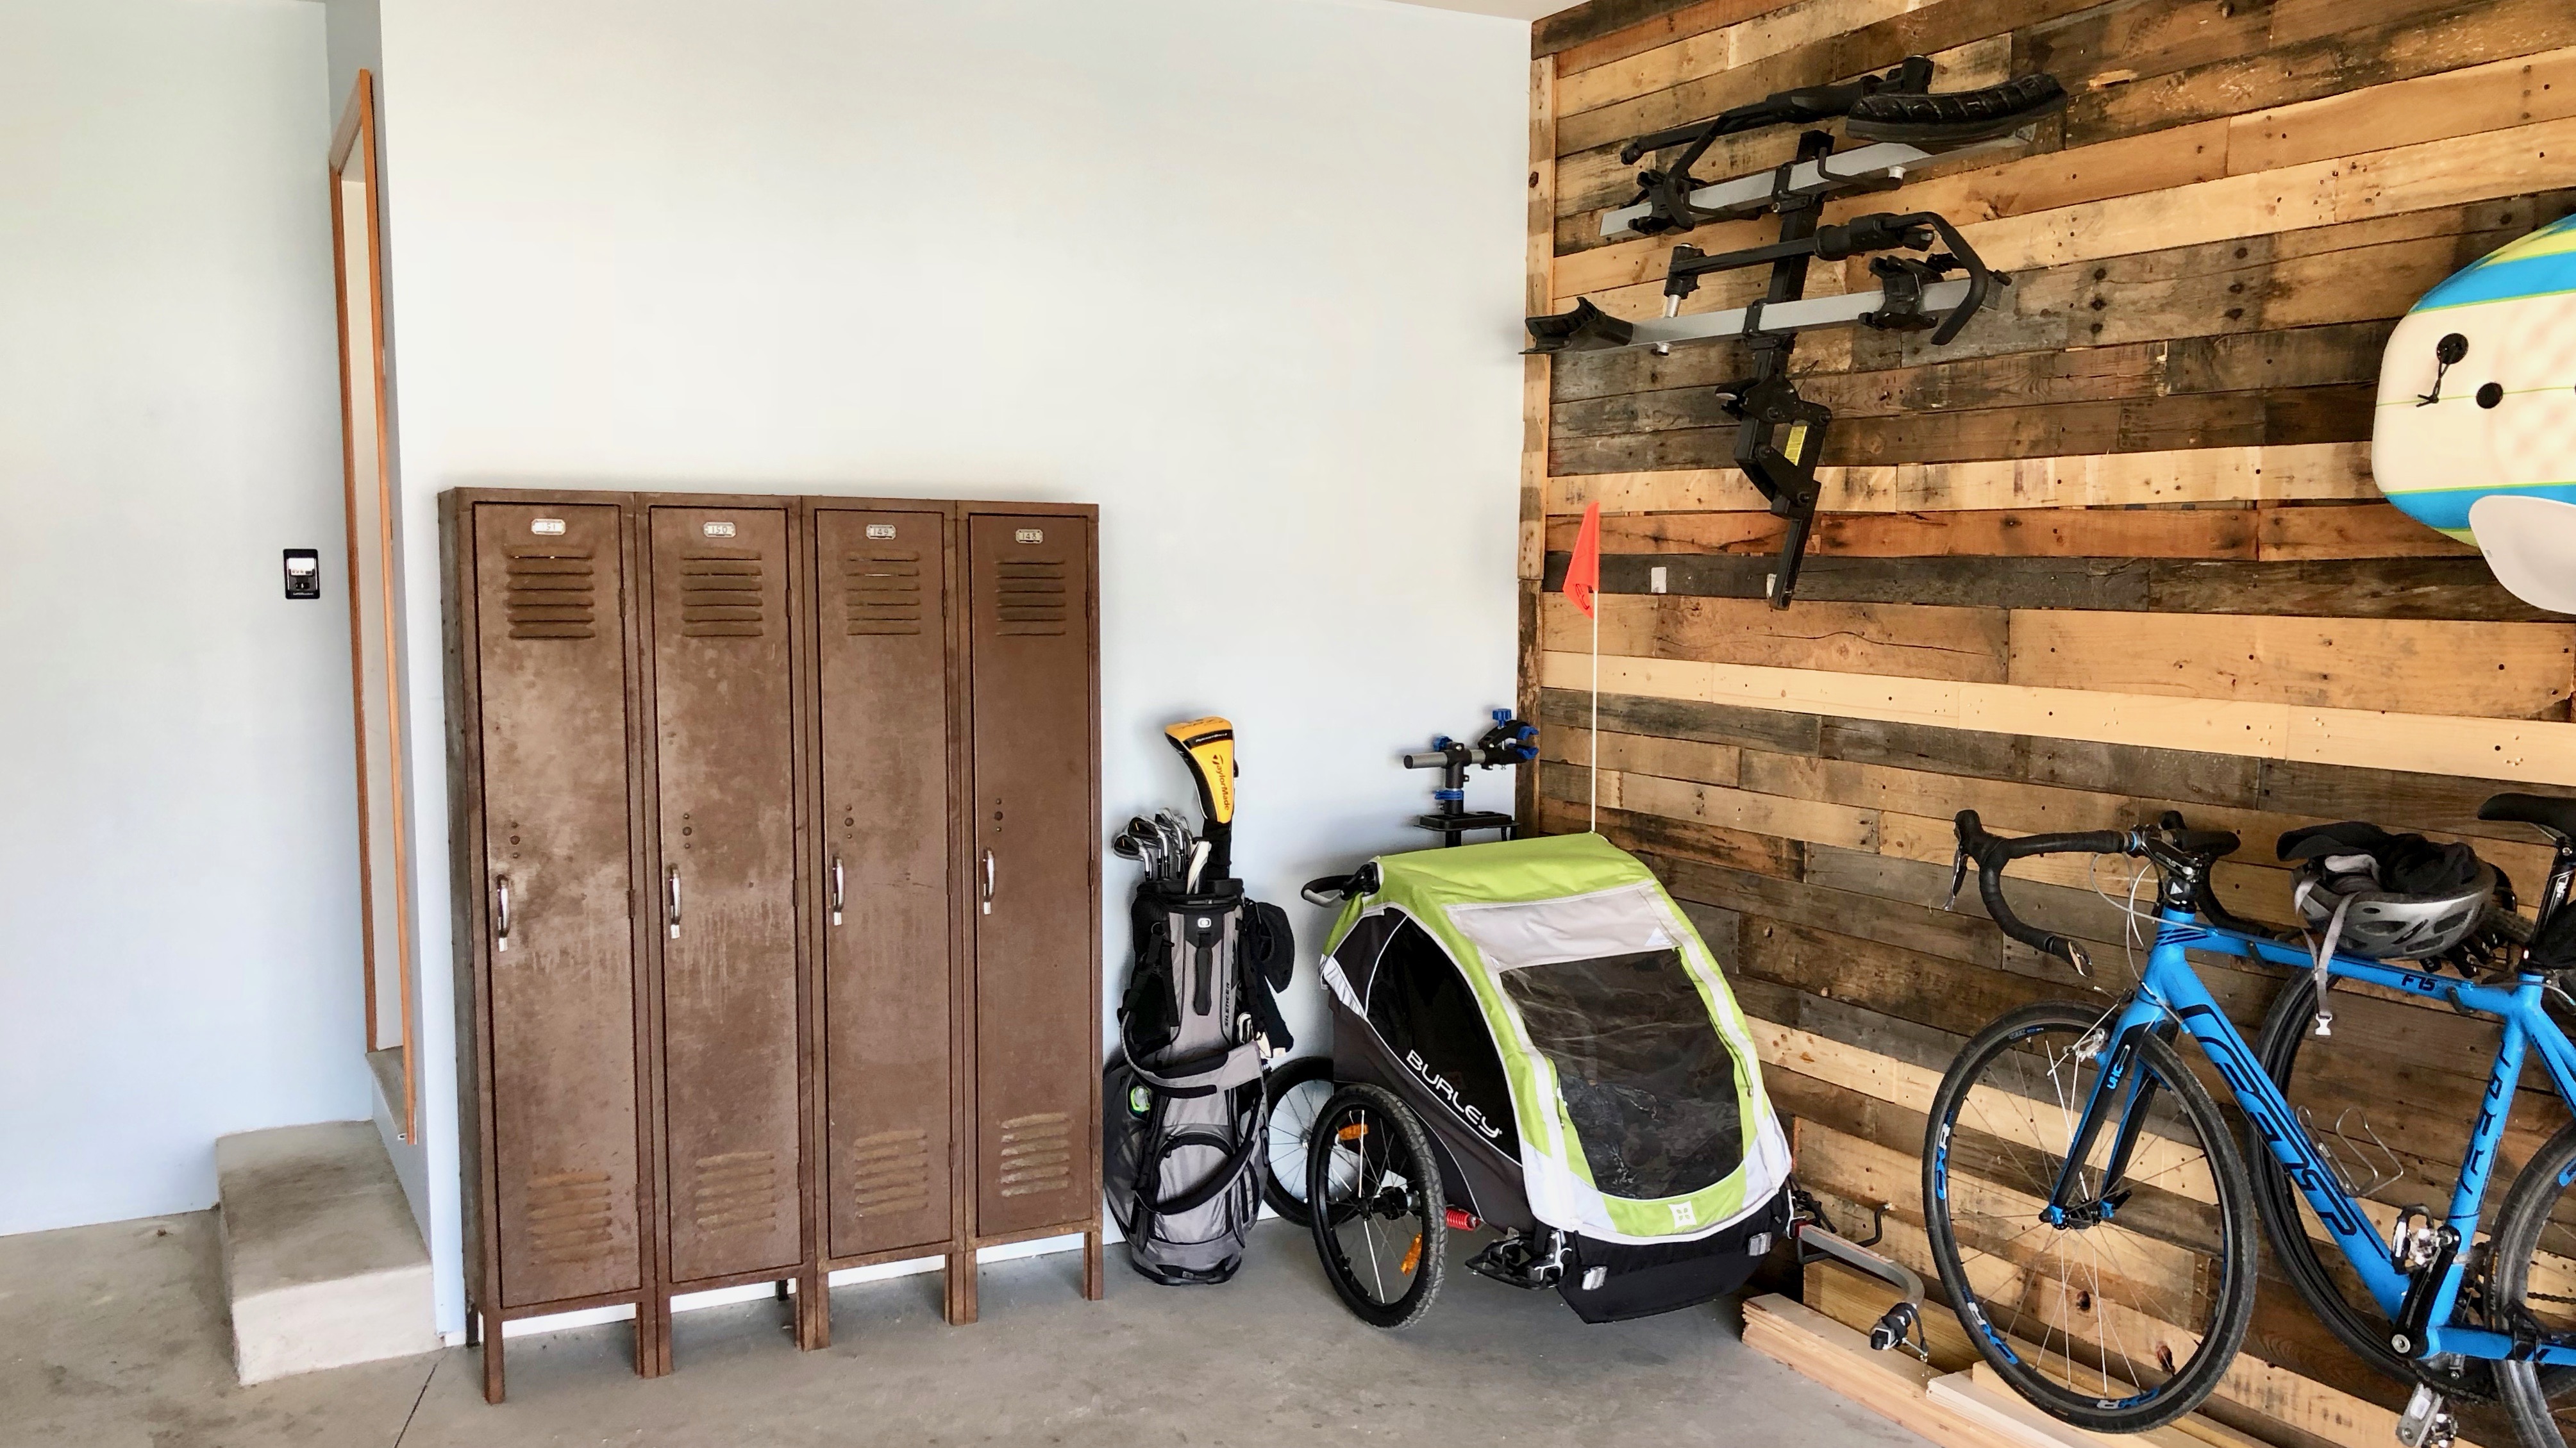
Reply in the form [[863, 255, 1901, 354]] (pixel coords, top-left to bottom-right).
[[1519, 3, 2576, 1444]]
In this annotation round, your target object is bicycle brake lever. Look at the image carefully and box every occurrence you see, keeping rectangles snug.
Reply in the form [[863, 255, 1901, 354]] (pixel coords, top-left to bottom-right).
[[1945, 844, 1968, 911]]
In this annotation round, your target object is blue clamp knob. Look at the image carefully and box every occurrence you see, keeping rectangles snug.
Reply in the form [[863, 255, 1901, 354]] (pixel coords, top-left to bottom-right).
[[1432, 735, 1453, 750], [1433, 788, 1465, 803], [1491, 708, 1512, 723]]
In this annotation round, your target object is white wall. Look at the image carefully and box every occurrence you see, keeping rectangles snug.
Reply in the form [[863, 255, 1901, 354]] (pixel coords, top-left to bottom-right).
[[374, 0, 1528, 1331], [0, 0, 364, 1233]]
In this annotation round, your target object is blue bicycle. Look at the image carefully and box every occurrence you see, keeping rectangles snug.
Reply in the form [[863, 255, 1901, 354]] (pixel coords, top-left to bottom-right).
[[1922, 796, 2576, 1445]]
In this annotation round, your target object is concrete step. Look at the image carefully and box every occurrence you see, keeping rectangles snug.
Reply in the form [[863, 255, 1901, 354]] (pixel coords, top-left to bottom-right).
[[216, 1121, 436, 1385]]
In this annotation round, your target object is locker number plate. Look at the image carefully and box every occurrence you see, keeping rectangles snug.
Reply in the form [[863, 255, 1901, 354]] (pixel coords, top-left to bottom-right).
[[530, 517, 565, 535], [866, 523, 897, 539], [702, 520, 737, 538], [1015, 528, 1044, 544]]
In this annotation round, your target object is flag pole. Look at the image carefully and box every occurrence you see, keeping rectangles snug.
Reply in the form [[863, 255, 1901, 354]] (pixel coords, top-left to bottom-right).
[[1589, 601, 1599, 833]]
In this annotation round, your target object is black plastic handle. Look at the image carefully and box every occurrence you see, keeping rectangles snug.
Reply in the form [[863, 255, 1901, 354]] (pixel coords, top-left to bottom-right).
[[1921, 213, 1999, 346]]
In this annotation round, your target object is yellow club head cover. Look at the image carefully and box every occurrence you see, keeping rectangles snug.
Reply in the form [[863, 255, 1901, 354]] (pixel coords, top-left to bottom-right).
[[1163, 716, 1235, 826]]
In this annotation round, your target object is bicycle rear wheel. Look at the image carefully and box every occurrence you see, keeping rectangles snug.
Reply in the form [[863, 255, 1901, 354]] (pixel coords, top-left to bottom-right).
[[1922, 1001, 2258, 1433]]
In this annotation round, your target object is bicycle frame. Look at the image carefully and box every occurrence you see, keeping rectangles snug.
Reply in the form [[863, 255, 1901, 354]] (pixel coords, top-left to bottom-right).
[[2059, 910, 2576, 1367]]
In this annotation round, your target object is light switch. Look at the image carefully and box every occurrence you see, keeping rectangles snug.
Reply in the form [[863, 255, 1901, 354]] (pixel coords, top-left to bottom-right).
[[283, 549, 321, 601], [1648, 565, 1668, 595]]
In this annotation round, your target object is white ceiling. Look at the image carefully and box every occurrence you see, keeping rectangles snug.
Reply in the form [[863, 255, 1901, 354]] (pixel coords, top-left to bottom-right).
[[1382, 0, 1584, 19]]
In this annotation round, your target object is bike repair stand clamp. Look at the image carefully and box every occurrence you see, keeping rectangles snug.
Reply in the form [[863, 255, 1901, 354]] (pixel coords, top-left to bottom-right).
[[1401, 710, 1536, 847]]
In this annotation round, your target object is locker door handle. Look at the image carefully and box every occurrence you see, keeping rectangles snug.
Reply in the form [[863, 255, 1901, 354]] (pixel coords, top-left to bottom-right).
[[665, 865, 682, 939], [494, 876, 511, 953], [982, 850, 995, 915], [830, 852, 844, 927]]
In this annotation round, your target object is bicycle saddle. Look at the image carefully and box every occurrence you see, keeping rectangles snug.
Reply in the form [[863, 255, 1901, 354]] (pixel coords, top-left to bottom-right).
[[1845, 73, 2067, 146], [2480, 792, 2576, 844]]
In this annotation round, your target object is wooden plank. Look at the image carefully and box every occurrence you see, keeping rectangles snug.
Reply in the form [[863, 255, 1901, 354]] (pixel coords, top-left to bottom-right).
[[1853, 199, 2556, 370], [1540, 794, 1809, 878], [2257, 757, 2576, 843], [1548, 387, 2374, 476], [1539, 723, 1743, 786], [1546, 591, 2013, 682], [1538, 650, 2576, 787], [1553, 0, 2099, 154], [1534, 0, 1789, 62], [1555, 0, 1921, 117], [1650, 845, 2003, 966], [2005, 611, 2576, 720], [2256, 503, 2480, 562], [1549, 0, 1807, 75], [2224, 43, 2576, 176], [1546, 547, 2561, 623], [1581, 766, 1884, 849], [1818, 714, 2263, 809], [2069, 0, 2576, 148], [1521, 55, 1556, 587], [1740, 1294, 2032, 1448], [1551, 342, 2176, 437], [2162, 320, 2393, 397], [1538, 683, 1825, 754], [1544, 506, 2261, 560], [1546, 443, 2374, 516], [1948, 115, 2576, 280]]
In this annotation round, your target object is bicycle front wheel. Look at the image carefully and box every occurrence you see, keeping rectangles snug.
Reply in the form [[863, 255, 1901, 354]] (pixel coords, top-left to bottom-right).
[[1923, 1001, 2258, 1433]]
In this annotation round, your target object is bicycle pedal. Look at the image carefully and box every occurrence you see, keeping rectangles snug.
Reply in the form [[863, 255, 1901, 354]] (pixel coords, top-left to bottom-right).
[[2396, 1383, 2455, 1448]]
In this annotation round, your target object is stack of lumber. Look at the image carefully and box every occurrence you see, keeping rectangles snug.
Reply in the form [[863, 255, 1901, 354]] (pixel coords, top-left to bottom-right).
[[1516, 3, 2576, 1445]]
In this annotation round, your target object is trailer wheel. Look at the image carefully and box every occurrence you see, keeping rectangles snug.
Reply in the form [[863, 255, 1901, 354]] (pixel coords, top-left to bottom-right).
[[1308, 1083, 1447, 1328]]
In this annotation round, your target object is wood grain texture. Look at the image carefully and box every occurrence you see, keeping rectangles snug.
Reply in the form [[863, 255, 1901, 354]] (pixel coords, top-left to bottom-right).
[[1543, 549, 2564, 622], [1541, 650, 2576, 786], [1516, 9, 2576, 1443]]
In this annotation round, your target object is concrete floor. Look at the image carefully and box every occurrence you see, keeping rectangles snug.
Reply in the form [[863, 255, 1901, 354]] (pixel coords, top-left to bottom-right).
[[4, 1211, 1928, 1447]]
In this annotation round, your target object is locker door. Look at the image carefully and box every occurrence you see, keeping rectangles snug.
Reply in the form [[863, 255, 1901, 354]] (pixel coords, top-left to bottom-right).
[[814, 508, 953, 1259], [471, 501, 644, 1309], [647, 504, 802, 1284], [966, 513, 1096, 1237]]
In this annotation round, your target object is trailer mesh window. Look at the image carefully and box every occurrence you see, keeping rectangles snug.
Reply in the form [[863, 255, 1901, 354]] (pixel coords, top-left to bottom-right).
[[1499, 950, 1743, 1201]]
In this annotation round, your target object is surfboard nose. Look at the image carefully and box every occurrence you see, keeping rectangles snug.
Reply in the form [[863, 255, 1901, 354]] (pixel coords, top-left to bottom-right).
[[2470, 494, 2576, 617]]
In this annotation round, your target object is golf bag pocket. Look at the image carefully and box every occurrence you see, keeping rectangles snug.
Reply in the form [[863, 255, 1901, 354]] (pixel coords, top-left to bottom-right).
[[1105, 880, 1280, 1285]]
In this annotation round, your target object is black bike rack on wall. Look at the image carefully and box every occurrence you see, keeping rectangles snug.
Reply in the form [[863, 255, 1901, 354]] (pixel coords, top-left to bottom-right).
[[1526, 59, 2066, 609]]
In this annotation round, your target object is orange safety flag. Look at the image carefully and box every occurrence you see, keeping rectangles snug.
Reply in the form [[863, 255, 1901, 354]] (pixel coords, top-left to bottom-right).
[[1564, 499, 1603, 619]]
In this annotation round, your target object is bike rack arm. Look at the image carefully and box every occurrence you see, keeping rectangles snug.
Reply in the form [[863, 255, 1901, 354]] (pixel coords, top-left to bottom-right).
[[1793, 1215, 1928, 1354]]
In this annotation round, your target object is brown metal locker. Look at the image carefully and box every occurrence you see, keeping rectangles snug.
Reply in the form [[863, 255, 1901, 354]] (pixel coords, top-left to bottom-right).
[[962, 510, 1102, 1285], [641, 503, 808, 1295], [442, 493, 660, 1403], [810, 506, 960, 1275]]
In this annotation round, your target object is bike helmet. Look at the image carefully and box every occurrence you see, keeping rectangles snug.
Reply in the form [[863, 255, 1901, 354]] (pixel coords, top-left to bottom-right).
[[2277, 822, 2498, 961]]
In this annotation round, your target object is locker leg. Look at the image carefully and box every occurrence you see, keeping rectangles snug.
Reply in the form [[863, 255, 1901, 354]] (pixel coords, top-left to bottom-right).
[[1082, 1229, 1105, 1302], [464, 1302, 482, 1348], [944, 1247, 978, 1326], [637, 1293, 673, 1378], [797, 1267, 830, 1350], [480, 1313, 506, 1404]]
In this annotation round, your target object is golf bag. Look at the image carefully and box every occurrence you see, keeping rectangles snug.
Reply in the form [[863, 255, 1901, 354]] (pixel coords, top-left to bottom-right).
[[1104, 878, 1295, 1285]]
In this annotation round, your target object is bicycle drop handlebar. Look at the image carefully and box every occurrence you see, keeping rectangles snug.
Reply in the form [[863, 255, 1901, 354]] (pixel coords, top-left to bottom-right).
[[1950, 810, 2250, 970]]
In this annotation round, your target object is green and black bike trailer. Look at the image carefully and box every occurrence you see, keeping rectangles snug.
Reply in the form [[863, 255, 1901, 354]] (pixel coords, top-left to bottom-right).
[[1309, 833, 1799, 1322]]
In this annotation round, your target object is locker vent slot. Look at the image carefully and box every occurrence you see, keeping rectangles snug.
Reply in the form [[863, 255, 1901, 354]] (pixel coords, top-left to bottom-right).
[[846, 1128, 932, 1217], [842, 551, 924, 637], [993, 557, 1068, 637], [995, 1112, 1073, 1197], [501, 545, 598, 640], [524, 1169, 615, 1263], [680, 550, 765, 638], [691, 1150, 782, 1234]]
